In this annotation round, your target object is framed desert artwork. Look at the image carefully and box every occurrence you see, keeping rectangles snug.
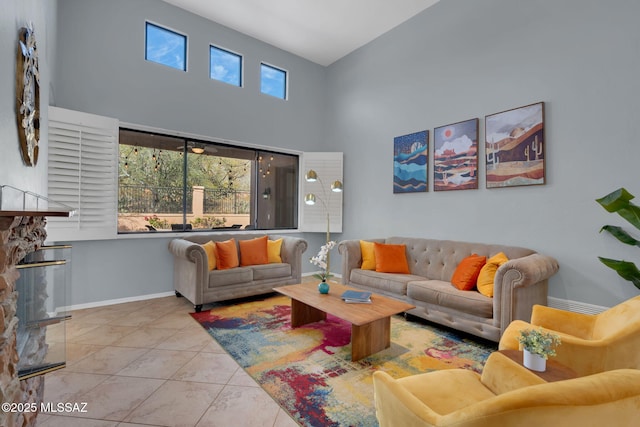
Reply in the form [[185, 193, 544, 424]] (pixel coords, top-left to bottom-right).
[[485, 102, 545, 188], [433, 118, 478, 191], [393, 130, 428, 193]]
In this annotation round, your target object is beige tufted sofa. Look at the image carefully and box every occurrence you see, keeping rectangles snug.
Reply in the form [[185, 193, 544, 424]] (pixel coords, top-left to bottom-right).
[[338, 237, 559, 342], [169, 233, 307, 312]]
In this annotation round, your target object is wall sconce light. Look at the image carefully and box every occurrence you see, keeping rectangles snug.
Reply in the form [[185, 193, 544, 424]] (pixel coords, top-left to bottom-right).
[[262, 188, 271, 199]]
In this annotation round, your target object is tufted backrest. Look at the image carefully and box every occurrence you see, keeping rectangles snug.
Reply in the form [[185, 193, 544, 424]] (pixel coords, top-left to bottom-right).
[[385, 236, 534, 281], [180, 233, 269, 245]]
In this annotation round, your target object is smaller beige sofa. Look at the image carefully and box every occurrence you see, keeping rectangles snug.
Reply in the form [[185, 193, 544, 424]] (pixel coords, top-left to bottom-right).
[[338, 237, 559, 342], [168, 233, 307, 312]]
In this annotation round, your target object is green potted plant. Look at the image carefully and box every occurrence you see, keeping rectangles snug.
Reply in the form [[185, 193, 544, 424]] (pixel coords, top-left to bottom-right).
[[517, 328, 561, 372], [596, 187, 640, 290]]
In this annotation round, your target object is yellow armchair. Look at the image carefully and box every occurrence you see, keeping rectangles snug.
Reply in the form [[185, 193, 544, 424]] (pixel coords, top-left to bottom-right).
[[499, 295, 640, 376], [373, 351, 640, 427]]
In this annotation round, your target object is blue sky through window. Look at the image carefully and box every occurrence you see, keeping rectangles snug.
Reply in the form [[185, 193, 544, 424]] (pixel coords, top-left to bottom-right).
[[145, 22, 186, 71], [261, 63, 287, 99], [210, 46, 242, 86]]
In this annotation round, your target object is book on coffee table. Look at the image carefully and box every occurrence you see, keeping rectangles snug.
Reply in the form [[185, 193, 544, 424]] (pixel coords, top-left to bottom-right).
[[341, 290, 372, 303]]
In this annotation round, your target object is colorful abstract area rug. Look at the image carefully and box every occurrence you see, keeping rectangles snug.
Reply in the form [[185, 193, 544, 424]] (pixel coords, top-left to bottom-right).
[[191, 295, 496, 427]]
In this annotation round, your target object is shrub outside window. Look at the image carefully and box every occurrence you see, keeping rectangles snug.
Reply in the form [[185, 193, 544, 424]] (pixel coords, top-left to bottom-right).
[[210, 45, 242, 87], [145, 22, 187, 71], [261, 63, 287, 99]]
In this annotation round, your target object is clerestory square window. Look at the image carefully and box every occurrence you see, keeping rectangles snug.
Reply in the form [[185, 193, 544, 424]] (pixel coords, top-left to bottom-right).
[[210, 45, 242, 87], [260, 63, 287, 99], [145, 22, 187, 71]]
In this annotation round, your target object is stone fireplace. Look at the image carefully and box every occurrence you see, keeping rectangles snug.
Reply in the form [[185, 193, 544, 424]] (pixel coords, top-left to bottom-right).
[[0, 211, 70, 427]]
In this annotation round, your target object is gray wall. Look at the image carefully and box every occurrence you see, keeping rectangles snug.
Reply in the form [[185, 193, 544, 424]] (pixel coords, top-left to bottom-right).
[[49, 0, 327, 306], [5, 0, 639, 308], [326, 0, 640, 307], [1, 0, 56, 201]]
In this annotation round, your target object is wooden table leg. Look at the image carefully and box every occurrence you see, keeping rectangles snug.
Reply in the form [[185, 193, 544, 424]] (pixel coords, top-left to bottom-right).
[[351, 316, 391, 361], [290, 298, 326, 327]]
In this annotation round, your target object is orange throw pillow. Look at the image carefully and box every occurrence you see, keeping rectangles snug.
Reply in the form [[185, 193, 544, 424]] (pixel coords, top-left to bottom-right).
[[239, 236, 269, 266], [215, 238, 239, 270], [451, 254, 487, 290], [201, 241, 218, 271], [374, 242, 410, 274]]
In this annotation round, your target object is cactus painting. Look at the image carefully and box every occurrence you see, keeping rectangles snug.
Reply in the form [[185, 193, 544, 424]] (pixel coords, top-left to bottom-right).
[[485, 102, 545, 188]]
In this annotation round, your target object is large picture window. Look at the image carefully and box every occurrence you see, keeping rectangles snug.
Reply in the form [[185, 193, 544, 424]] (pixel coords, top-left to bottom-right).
[[118, 128, 298, 233]]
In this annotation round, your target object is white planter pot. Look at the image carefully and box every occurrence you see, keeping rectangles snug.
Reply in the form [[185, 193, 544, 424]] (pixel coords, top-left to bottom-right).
[[523, 349, 546, 372]]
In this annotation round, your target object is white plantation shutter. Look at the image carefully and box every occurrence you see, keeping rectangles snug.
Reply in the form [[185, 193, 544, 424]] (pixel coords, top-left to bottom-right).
[[47, 106, 119, 242], [300, 152, 343, 233]]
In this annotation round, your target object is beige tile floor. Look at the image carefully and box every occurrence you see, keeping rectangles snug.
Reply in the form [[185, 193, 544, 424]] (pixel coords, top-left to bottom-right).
[[36, 293, 300, 427]]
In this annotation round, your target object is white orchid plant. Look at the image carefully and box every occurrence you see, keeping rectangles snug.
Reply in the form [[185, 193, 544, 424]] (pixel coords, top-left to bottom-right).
[[310, 240, 336, 282]]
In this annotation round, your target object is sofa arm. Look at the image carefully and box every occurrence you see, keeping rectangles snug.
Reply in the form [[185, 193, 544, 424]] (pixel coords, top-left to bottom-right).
[[481, 352, 546, 395], [494, 253, 559, 336], [338, 239, 363, 285], [168, 238, 209, 305], [273, 235, 307, 282], [372, 371, 441, 427]]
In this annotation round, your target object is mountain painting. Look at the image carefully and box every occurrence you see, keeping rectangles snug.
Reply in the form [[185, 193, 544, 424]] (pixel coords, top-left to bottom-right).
[[434, 118, 478, 191], [485, 102, 545, 188], [394, 130, 428, 193]]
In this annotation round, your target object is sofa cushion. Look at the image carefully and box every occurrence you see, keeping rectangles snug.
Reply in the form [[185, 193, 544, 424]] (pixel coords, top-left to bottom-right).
[[477, 252, 509, 297], [215, 238, 240, 270], [208, 267, 253, 288], [451, 254, 486, 291], [239, 236, 269, 266], [360, 240, 376, 270], [268, 238, 283, 263], [350, 269, 424, 295], [407, 280, 493, 318], [201, 241, 218, 271], [252, 263, 292, 280], [374, 242, 410, 273]]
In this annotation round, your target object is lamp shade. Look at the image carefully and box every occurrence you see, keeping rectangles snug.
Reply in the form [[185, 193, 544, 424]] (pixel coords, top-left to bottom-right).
[[305, 170, 318, 182], [304, 193, 316, 205], [331, 180, 343, 192]]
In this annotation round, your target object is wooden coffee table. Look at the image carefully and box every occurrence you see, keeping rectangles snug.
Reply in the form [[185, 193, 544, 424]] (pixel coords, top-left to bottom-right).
[[274, 282, 415, 361]]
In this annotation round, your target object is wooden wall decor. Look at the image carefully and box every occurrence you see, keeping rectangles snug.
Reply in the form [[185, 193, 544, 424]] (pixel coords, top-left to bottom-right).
[[16, 25, 40, 166]]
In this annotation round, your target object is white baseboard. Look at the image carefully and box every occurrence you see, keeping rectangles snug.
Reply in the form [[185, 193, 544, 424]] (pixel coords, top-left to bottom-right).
[[547, 296, 607, 315], [61, 291, 175, 313]]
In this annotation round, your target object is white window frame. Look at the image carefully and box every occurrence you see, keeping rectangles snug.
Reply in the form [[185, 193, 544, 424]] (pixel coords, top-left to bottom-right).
[[47, 106, 119, 242], [299, 152, 343, 233]]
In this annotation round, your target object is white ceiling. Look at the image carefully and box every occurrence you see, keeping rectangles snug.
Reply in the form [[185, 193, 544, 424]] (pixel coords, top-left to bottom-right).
[[161, 0, 440, 66]]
